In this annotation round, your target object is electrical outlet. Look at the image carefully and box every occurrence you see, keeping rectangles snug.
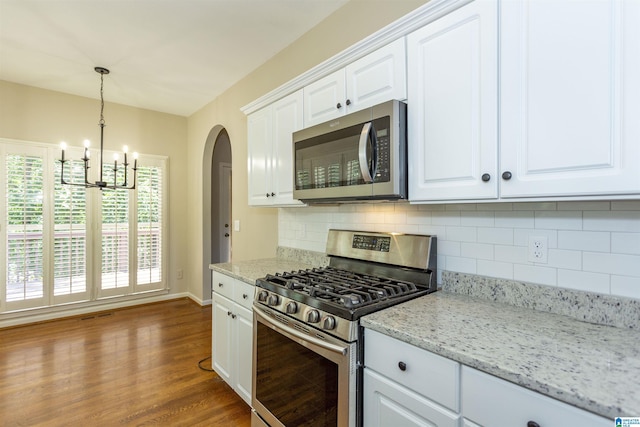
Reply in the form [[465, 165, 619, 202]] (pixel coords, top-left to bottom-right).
[[528, 236, 548, 263], [177, 269, 183, 279]]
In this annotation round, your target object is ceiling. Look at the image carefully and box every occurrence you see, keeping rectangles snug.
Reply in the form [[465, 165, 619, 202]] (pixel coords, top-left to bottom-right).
[[0, 0, 349, 116]]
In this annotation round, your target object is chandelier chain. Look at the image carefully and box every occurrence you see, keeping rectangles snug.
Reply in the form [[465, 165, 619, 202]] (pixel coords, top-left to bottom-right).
[[99, 72, 105, 126]]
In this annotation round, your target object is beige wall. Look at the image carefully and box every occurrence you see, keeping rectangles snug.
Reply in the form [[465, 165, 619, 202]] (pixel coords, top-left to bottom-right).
[[186, 0, 429, 300], [0, 80, 189, 295]]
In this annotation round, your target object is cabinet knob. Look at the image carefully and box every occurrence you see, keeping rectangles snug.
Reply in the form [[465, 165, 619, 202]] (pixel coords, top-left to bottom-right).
[[231, 314, 237, 319], [346, 99, 351, 106], [218, 282, 223, 287], [527, 422, 540, 427], [336, 102, 342, 109], [271, 192, 275, 197], [266, 193, 270, 197], [227, 311, 232, 316], [481, 173, 491, 182], [502, 171, 513, 180], [398, 361, 407, 371], [242, 293, 249, 299], [224, 233, 230, 237]]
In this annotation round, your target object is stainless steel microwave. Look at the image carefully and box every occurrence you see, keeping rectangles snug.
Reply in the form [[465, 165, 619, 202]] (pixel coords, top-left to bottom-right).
[[293, 100, 407, 203]]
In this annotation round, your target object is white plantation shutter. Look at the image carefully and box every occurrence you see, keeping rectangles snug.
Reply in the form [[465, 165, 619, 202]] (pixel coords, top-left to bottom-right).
[[53, 159, 88, 300], [100, 164, 129, 292], [5, 153, 45, 305], [136, 165, 163, 286]]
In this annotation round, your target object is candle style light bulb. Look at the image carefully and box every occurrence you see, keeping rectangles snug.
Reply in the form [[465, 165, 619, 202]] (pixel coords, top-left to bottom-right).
[[60, 142, 67, 162], [113, 153, 119, 161], [123, 145, 128, 153], [83, 139, 90, 148], [133, 152, 138, 169]]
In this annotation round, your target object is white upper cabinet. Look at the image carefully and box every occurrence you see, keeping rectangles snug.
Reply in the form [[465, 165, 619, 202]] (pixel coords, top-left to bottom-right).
[[499, 0, 640, 198], [303, 38, 407, 127], [247, 90, 304, 206], [408, 0, 498, 202]]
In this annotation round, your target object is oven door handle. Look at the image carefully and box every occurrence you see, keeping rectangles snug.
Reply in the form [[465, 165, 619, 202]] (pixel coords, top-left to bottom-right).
[[254, 305, 348, 356], [358, 122, 376, 184]]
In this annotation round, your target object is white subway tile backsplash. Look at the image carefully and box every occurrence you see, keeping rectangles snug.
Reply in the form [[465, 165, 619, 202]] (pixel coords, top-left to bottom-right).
[[558, 269, 610, 294], [612, 233, 640, 255], [494, 245, 528, 264], [495, 211, 535, 228], [446, 226, 477, 242], [477, 260, 513, 279], [438, 241, 461, 256], [583, 252, 640, 277], [447, 256, 476, 274], [514, 264, 557, 286], [432, 211, 461, 226], [461, 211, 495, 227], [557, 201, 610, 211], [547, 249, 582, 270], [477, 227, 513, 245], [534, 211, 582, 230], [280, 202, 640, 300], [584, 211, 640, 232], [558, 231, 610, 252], [461, 242, 494, 260], [611, 275, 640, 299]]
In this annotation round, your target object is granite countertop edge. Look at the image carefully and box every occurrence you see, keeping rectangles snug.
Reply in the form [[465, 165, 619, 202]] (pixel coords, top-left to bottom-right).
[[361, 292, 639, 420]]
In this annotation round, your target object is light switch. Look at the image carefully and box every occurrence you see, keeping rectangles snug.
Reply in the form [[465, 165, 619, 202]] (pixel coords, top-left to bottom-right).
[[234, 220, 240, 232]]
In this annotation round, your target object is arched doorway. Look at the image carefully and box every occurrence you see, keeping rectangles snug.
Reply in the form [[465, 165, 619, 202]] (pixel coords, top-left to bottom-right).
[[202, 126, 232, 300]]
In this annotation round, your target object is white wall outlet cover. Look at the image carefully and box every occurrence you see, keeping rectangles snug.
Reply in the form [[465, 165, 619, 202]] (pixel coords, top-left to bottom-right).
[[527, 235, 548, 264], [234, 220, 240, 232]]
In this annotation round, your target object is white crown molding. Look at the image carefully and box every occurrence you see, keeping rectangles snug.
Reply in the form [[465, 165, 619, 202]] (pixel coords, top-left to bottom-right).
[[241, 0, 473, 115]]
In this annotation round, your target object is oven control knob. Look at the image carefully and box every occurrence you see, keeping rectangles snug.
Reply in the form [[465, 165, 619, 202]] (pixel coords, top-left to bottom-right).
[[257, 290, 268, 303], [322, 316, 336, 331], [285, 301, 298, 314], [307, 309, 320, 323], [267, 294, 280, 306]]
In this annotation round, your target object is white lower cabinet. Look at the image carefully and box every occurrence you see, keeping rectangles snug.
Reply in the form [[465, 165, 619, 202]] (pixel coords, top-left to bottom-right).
[[364, 329, 610, 427], [461, 366, 610, 427], [364, 369, 460, 427], [211, 271, 254, 405], [364, 329, 461, 427]]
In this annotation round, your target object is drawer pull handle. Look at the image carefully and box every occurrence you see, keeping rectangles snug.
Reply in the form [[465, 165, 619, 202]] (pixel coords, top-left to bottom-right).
[[527, 422, 540, 427], [398, 361, 407, 371]]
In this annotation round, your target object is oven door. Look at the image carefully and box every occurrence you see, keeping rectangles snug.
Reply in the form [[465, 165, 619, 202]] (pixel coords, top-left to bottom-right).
[[252, 303, 357, 427]]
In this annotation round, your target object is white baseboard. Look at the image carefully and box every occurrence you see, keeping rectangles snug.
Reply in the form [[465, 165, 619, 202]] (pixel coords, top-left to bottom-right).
[[0, 292, 208, 329]]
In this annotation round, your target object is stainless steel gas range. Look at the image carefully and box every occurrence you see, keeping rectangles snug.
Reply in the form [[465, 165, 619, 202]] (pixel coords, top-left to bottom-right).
[[251, 229, 437, 427]]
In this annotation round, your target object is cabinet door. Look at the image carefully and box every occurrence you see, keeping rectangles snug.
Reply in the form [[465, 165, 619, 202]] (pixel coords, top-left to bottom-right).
[[211, 293, 234, 386], [303, 69, 345, 127], [247, 106, 272, 205], [233, 304, 253, 405], [346, 38, 407, 113], [462, 366, 609, 427], [271, 90, 304, 206], [364, 369, 460, 427], [500, 0, 640, 198], [408, 0, 498, 202]]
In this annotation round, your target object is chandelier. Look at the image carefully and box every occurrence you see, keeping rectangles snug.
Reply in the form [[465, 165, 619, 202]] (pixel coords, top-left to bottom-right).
[[59, 66, 138, 190]]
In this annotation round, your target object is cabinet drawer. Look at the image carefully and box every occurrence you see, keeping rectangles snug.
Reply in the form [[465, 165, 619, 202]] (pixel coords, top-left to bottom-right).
[[234, 280, 255, 310], [462, 366, 609, 427], [365, 329, 460, 412], [364, 368, 460, 427], [212, 271, 235, 300]]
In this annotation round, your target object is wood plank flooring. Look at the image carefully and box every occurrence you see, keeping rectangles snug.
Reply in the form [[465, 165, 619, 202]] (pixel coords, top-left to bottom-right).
[[0, 299, 251, 426]]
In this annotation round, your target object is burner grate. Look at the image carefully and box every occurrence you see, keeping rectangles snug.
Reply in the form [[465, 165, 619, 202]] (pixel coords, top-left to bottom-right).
[[265, 267, 420, 310]]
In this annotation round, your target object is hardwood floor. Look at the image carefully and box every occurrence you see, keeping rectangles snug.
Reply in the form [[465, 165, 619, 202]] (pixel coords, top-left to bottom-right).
[[0, 299, 251, 426]]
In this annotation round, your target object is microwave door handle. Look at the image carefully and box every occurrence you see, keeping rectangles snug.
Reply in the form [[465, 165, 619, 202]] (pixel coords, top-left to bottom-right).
[[358, 122, 374, 183]]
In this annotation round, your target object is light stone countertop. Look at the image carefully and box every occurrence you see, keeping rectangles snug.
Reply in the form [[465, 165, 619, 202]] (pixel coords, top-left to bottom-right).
[[361, 291, 640, 420], [209, 258, 316, 285]]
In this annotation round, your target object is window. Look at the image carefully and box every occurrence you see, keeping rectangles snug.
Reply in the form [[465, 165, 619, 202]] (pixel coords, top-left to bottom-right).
[[0, 139, 167, 313]]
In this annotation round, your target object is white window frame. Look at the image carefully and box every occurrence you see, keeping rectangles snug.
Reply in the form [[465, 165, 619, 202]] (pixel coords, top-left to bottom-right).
[[0, 138, 168, 314]]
